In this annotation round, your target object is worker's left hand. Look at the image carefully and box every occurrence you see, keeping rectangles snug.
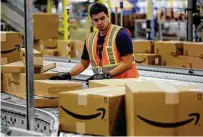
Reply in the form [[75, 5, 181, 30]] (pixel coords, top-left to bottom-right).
[[86, 72, 112, 86]]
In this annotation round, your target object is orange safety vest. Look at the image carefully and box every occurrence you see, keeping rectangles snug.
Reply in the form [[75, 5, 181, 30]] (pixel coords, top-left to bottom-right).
[[86, 24, 139, 78]]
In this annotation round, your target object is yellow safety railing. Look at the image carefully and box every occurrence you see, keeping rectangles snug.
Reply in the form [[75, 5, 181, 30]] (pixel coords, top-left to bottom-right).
[[47, 0, 53, 13], [63, 0, 71, 61]]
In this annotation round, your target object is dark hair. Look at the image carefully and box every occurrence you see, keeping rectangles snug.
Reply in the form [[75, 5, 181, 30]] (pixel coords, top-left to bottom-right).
[[90, 3, 108, 17]]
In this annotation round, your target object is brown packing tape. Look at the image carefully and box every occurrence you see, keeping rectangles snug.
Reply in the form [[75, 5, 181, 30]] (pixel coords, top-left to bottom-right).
[[76, 122, 86, 134], [154, 81, 179, 104]]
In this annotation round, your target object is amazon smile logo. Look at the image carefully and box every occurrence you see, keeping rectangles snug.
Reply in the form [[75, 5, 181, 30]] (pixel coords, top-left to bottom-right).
[[60, 106, 106, 120], [137, 113, 200, 128], [135, 58, 146, 64], [1, 45, 20, 54]]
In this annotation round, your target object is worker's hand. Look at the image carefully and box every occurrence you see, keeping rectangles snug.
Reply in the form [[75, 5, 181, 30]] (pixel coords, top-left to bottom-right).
[[49, 72, 71, 80], [86, 72, 112, 86]]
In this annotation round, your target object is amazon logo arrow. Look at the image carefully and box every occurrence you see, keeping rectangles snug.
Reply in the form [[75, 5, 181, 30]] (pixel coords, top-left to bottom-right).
[[135, 58, 146, 64], [137, 113, 200, 128], [1, 45, 20, 54], [60, 106, 106, 120]]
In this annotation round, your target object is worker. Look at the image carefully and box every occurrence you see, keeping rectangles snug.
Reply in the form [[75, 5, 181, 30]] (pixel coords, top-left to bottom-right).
[[49, 3, 139, 81]]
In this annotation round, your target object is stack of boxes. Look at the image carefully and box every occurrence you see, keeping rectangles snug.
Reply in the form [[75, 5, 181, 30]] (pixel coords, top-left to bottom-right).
[[133, 40, 203, 70], [58, 78, 203, 136], [32, 13, 84, 59], [1, 31, 84, 107], [133, 40, 161, 66], [33, 13, 59, 56], [154, 41, 203, 69]]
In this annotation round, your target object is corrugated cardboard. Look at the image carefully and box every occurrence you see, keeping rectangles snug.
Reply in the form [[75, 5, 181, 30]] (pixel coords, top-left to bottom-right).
[[176, 88, 203, 136], [1, 60, 56, 73], [183, 42, 203, 57], [1, 32, 22, 65], [134, 53, 161, 65], [57, 40, 71, 57], [59, 86, 126, 135], [42, 49, 59, 56], [34, 96, 58, 108], [154, 41, 183, 56], [161, 55, 203, 69], [40, 39, 57, 49], [89, 78, 144, 88], [2, 71, 58, 97], [33, 13, 58, 40], [71, 40, 84, 58], [125, 81, 203, 136], [20, 48, 43, 67], [132, 40, 154, 53], [125, 81, 177, 136], [34, 80, 83, 97]]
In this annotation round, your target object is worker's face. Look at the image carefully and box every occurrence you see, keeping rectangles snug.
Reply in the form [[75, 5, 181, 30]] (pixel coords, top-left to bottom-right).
[[91, 12, 109, 31]]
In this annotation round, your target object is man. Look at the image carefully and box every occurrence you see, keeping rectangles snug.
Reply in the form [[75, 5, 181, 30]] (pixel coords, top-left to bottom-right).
[[50, 3, 139, 81]]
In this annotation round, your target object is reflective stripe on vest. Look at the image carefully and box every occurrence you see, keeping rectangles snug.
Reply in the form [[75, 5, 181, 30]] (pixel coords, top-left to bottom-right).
[[106, 25, 121, 65], [88, 31, 97, 68]]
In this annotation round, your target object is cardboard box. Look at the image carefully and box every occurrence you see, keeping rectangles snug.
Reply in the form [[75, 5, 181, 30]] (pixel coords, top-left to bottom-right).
[[20, 48, 43, 67], [57, 40, 71, 57], [33, 13, 58, 40], [176, 88, 203, 136], [134, 53, 161, 65], [42, 49, 59, 56], [34, 80, 83, 97], [71, 40, 84, 58], [161, 55, 203, 69], [40, 39, 57, 49], [125, 80, 203, 136], [132, 40, 154, 53], [89, 78, 144, 88], [154, 41, 183, 56], [2, 71, 58, 97], [1, 32, 22, 65], [183, 42, 203, 57], [59, 86, 126, 135], [34, 96, 58, 108], [1, 60, 56, 73]]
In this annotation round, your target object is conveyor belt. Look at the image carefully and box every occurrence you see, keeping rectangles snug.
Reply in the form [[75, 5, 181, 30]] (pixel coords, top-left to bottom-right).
[[1, 57, 203, 136], [45, 56, 203, 83]]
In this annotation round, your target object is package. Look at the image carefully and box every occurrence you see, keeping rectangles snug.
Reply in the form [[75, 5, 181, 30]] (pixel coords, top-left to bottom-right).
[[2, 71, 58, 97], [33, 13, 58, 40], [132, 40, 154, 53], [34, 96, 58, 108], [134, 53, 161, 65], [59, 86, 126, 135], [70, 40, 84, 58], [34, 80, 83, 97], [40, 39, 57, 49], [154, 41, 183, 55], [20, 48, 43, 67], [183, 42, 203, 57], [1, 60, 56, 73], [161, 55, 203, 69], [89, 78, 144, 88], [125, 80, 203, 136], [1, 32, 22, 65], [42, 49, 59, 56], [57, 40, 71, 57]]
